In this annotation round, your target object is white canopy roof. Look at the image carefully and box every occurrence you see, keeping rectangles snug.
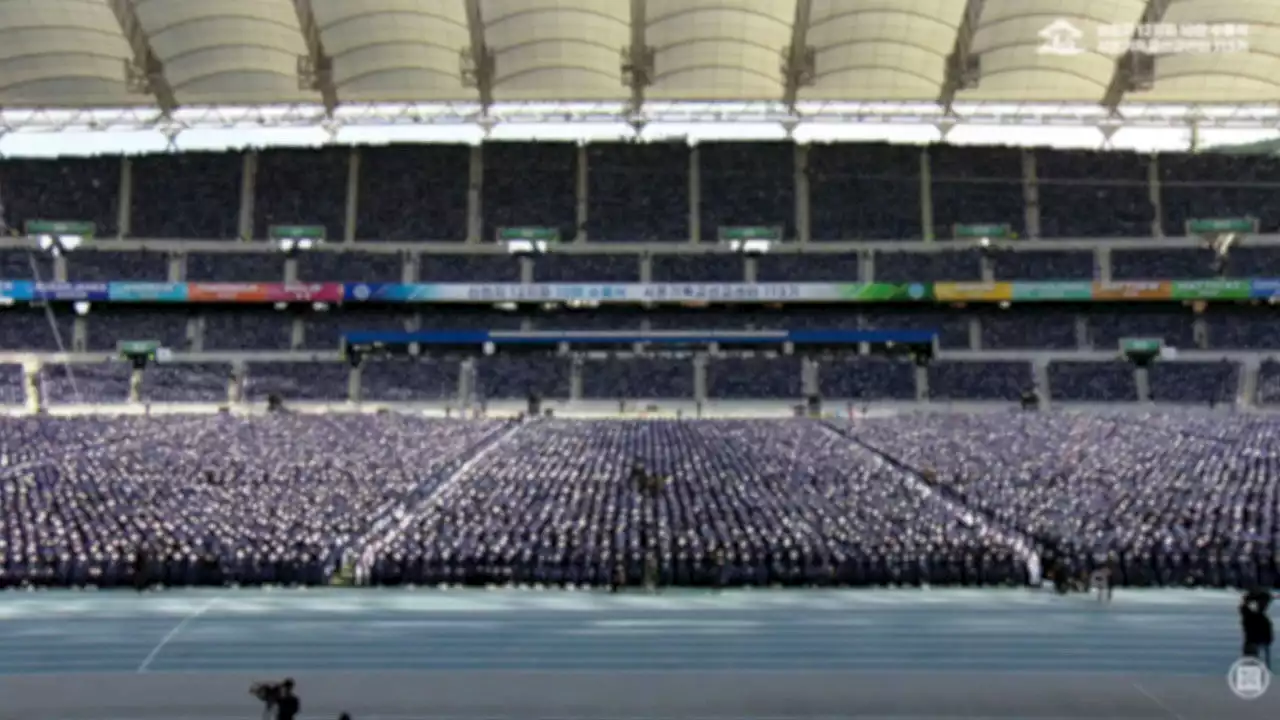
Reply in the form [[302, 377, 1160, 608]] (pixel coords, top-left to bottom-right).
[[0, 0, 1275, 116]]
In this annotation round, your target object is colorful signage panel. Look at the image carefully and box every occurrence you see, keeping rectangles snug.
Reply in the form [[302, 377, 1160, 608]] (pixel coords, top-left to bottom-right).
[[0, 281, 33, 301], [1010, 282, 1095, 301], [30, 282, 109, 301], [344, 283, 927, 304], [953, 223, 1013, 239], [263, 283, 343, 303], [1090, 281, 1171, 300], [4, 278, 1280, 304], [840, 283, 929, 301], [1251, 279, 1280, 299], [108, 282, 189, 302], [186, 283, 343, 303], [934, 282, 1013, 302], [1170, 279, 1251, 300], [1187, 217, 1255, 234]]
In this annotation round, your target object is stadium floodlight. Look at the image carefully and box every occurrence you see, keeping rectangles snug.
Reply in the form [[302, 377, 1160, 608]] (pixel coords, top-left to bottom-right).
[[26, 220, 94, 255], [723, 238, 772, 255], [719, 226, 780, 254], [271, 225, 325, 254]]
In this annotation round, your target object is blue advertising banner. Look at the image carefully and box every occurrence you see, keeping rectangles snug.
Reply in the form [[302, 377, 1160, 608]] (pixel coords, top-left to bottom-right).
[[345, 283, 440, 302], [0, 281, 33, 301], [1250, 279, 1280, 299], [31, 282, 109, 301], [108, 282, 189, 302]]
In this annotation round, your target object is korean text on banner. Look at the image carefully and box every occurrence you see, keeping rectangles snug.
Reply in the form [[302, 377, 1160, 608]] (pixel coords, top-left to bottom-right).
[[186, 283, 271, 302], [1011, 282, 1094, 301], [31, 282, 109, 301], [1170, 279, 1251, 300], [260, 283, 344, 302], [346, 283, 836, 303], [933, 282, 1013, 302], [108, 282, 189, 302], [186, 283, 344, 302], [1090, 282, 1171, 300]]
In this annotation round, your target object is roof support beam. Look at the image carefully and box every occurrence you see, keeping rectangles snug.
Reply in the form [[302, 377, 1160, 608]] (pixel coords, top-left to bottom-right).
[[938, 0, 985, 111], [1101, 0, 1172, 114], [108, 0, 178, 114], [623, 0, 653, 117], [463, 0, 495, 113], [781, 0, 814, 110], [293, 0, 339, 116]]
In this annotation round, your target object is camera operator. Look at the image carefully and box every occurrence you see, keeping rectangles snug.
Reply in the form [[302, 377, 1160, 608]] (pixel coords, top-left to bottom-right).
[[1241, 590, 1273, 669], [276, 679, 300, 720], [251, 678, 301, 720]]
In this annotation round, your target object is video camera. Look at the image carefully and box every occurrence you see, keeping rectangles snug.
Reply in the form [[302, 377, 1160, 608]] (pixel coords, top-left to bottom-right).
[[250, 678, 293, 708]]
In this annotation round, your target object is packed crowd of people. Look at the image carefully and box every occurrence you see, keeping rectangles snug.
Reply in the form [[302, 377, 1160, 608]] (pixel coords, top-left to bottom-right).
[[0, 412, 1275, 591], [0, 416, 509, 588], [3, 142, 1278, 241]]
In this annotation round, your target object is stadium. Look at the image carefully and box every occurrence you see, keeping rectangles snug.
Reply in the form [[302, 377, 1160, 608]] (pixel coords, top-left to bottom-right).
[[2, 0, 1280, 719]]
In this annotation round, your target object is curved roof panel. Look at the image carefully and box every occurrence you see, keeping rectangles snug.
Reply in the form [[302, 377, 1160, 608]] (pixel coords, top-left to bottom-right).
[[312, 0, 471, 102], [647, 0, 793, 101], [0, 0, 1274, 112], [133, 0, 312, 105], [0, 0, 138, 108]]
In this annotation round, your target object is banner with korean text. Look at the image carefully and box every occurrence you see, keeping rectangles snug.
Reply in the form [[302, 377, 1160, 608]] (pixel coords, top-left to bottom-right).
[[933, 283, 1013, 302], [343, 283, 929, 304], [185, 283, 343, 303], [1010, 282, 1095, 301], [1169, 279, 1251, 300], [1090, 282, 1172, 300], [109, 282, 189, 302]]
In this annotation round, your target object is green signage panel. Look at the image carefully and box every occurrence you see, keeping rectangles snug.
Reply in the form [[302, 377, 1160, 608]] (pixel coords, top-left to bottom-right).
[[718, 226, 782, 242], [837, 283, 930, 301], [953, 223, 1013, 239], [117, 340, 160, 354], [498, 227, 561, 242], [1010, 282, 1094, 301], [1187, 217, 1256, 234], [269, 224, 326, 241], [1170, 279, 1252, 300], [25, 220, 95, 237], [1121, 338, 1162, 353]]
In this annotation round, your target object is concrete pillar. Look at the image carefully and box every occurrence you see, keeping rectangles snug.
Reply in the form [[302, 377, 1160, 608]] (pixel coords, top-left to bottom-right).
[[467, 147, 484, 243], [345, 148, 360, 243], [794, 144, 810, 244], [1021, 150, 1040, 240], [920, 148, 934, 242], [688, 146, 701, 243], [117, 157, 133, 238], [238, 151, 258, 241], [575, 145, 589, 242]]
